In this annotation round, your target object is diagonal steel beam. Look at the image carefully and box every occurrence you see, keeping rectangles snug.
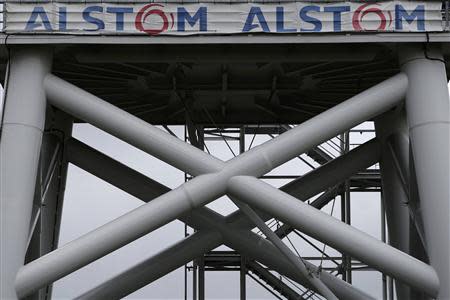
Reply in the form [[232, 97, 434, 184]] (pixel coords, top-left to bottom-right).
[[232, 200, 338, 300], [44, 73, 406, 179], [77, 230, 223, 300], [68, 138, 379, 299], [227, 176, 439, 297], [66, 137, 378, 226], [77, 211, 373, 300], [17, 73, 408, 297], [274, 187, 341, 239]]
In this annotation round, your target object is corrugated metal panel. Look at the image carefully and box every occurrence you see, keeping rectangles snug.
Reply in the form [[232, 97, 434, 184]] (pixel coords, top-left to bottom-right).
[[2, 1, 444, 35]]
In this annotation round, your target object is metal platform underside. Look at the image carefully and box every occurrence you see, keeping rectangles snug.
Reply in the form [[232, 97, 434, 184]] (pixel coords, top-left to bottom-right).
[[3, 42, 446, 125]]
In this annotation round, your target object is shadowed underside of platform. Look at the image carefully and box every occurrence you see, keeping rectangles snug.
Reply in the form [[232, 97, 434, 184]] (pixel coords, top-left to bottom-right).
[[0, 43, 448, 125], [47, 43, 406, 125]]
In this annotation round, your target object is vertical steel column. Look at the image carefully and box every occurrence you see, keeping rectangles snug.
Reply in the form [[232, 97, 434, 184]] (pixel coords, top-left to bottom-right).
[[240, 256, 246, 300], [198, 257, 205, 300], [192, 261, 197, 300], [344, 131, 352, 284], [400, 45, 450, 300], [239, 126, 246, 300], [239, 127, 245, 154], [0, 47, 52, 300], [339, 134, 347, 283], [381, 193, 387, 300], [25, 110, 73, 300], [409, 156, 431, 300], [340, 131, 352, 283], [188, 124, 204, 300], [375, 110, 411, 300]]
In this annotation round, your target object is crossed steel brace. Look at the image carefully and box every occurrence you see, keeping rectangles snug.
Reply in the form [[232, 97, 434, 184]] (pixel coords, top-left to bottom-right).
[[67, 136, 377, 300], [14, 71, 439, 299], [1, 45, 449, 300]]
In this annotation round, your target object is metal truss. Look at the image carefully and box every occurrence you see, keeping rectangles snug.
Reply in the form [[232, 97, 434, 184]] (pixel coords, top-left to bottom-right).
[[0, 44, 449, 300]]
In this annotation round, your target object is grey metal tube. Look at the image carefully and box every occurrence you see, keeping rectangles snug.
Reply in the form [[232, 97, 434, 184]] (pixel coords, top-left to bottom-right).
[[67, 138, 378, 300], [67, 137, 379, 223], [79, 205, 374, 300], [45, 73, 406, 180], [400, 45, 450, 300], [21, 73, 405, 296], [232, 200, 338, 300], [214, 219, 375, 300], [66, 138, 170, 201], [76, 230, 222, 300], [15, 172, 226, 298], [375, 110, 412, 300], [219, 73, 407, 178], [44, 74, 224, 176], [227, 176, 439, 297], [0, 47, 52, 300], [274, 187, 340, 239]]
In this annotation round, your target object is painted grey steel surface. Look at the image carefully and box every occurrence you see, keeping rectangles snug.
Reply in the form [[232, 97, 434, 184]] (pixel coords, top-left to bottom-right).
[[77, 230, 223, 300], [400, 45, 450, 300], [0, 48, 52, 300], [232, 200, 339, 300], [0, 30, 449, 300], [375, 110, 412, 300], [2, 32, 450, 45], [16, 72, 409, 297], [227, 175, 439, 296], [68, 137, 378, 300]]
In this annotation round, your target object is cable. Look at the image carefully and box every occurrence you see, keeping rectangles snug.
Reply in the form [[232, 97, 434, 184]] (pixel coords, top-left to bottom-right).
[[247, 124, 259, 151], [319, 196, 337, 271], [423, 32, 446, 63], [202, 107, 236, 157]]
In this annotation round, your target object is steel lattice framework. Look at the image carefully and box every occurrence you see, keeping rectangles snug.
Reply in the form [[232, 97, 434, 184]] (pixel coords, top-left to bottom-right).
[[0, 14, 449, 300]]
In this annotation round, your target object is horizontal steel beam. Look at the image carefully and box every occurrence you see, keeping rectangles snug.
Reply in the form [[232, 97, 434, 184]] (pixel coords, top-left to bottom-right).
[[74, 45, 377, 63]]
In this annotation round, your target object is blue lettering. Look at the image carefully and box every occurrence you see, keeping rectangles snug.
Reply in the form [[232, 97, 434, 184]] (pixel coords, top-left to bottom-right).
[[276, 7, 296, 33], [299, 5, 322, 32], [106, 7, 133, 31], [177, 7, 207, 32], [83, 6, 105, 31], [25, 7, 52, 31], [324, 6, 350, 32], [242, 7, 270, 32], [59, 7, 67, 31], [395, 5, 425, 31]]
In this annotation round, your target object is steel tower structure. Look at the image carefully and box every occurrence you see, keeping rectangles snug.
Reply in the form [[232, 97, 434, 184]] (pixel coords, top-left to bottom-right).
[[0, 1, 449, 299]]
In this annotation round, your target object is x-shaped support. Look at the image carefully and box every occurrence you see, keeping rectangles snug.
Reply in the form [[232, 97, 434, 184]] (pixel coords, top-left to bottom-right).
[[67, 137, 379, 299], [15, 73, 439, 298]]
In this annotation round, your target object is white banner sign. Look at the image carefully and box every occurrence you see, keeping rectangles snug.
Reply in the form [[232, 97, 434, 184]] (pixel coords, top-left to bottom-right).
[[4, 1, 444, 35]]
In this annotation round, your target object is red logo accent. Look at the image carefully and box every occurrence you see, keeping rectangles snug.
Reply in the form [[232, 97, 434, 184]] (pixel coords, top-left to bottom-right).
[[353, 3, 392, 31], [135, 4, 174, 35]]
